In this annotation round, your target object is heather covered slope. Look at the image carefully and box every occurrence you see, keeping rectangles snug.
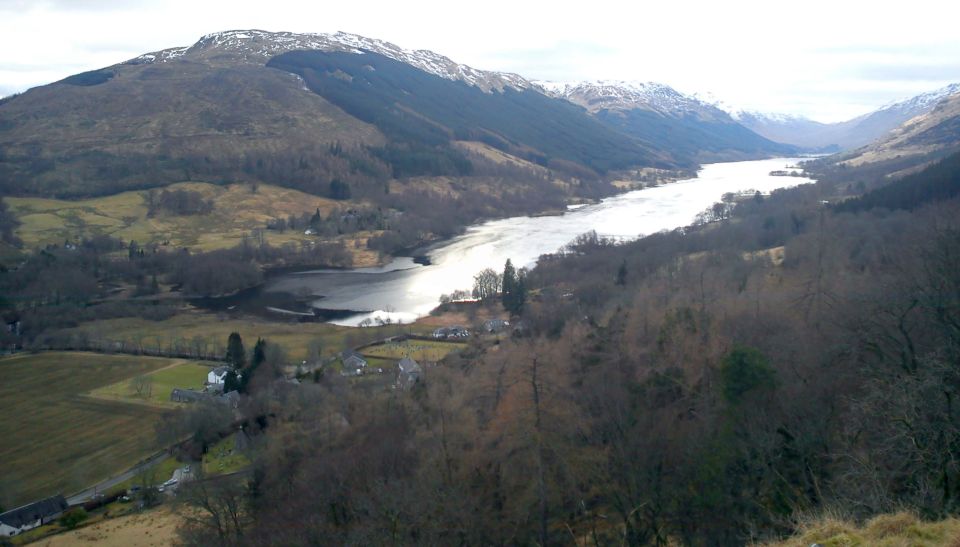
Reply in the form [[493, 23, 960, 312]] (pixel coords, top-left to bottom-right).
[[0, 58, 384, 197], [0, 30, 679, 200], [266, 51, 673, 174]]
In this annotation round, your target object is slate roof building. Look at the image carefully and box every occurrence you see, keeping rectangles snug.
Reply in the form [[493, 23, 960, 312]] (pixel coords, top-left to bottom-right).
[[170, 388, 208, 403], [397, 357, 422, 390], [0, 495, 69, 537]]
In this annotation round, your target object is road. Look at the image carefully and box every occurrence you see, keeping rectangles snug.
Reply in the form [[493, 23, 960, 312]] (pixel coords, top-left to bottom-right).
[[66, 451, 170, 505]]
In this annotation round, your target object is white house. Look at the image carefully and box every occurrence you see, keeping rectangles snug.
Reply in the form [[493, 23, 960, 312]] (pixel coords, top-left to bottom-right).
[[0, 495, 68, 537], [208, 366, 232, 386]]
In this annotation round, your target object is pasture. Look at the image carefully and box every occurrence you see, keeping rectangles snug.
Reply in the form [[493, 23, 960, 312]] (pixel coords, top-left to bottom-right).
[[0, 352, 182, 507], [359, 338, 466, 362], [89, 361, 212, 408], [6, 182, 383, 266], [56, 310, 422, 363]]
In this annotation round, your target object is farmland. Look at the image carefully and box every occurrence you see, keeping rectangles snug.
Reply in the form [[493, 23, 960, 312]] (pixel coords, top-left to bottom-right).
[[0, 352, 183, 507], [55, 310, 424, 363], [359, 338, 467, 362], [5, 181, 384, 266], [89, 361, 212, 408]]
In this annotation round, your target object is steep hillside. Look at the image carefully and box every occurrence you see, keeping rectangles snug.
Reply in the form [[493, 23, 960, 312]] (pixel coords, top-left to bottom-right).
[[0, 43, 385, 197], [0, 30, 673, 199], [733, 83, 960, 150], [541, 80, 796, 160], [266, 54, 669, 174], [838, 92, 960, 168]]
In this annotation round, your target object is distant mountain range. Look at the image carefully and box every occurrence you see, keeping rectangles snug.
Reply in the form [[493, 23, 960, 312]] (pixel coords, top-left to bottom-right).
[[537, 80, 796, 161], [833, 91, 960, 172], [0, 29, 792, 198], [722, 83, 960, 151]]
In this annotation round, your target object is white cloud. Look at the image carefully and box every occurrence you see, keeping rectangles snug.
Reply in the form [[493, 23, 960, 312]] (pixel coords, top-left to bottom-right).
[[1, 0, 958, 121]]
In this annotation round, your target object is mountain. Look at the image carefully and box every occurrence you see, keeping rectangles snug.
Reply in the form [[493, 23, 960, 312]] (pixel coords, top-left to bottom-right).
[[538, 80, 796, 161], [836, 92, 960, 170], [136, 30, 533, 93], [729, 83, 960, 150], [0, 30, 675, 198]]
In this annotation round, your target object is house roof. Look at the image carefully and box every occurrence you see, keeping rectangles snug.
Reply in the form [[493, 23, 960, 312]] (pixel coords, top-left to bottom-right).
[[170, 388, 207, 402], [0, 495, 68, 529], [212, 366, 232, 375], [398, 357, 422, 374], [343, 354, 367, 369], [219, 390, 241, 407]]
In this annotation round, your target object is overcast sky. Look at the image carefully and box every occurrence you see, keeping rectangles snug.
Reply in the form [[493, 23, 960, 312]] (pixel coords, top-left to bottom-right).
[[1, 0, 958, 122]]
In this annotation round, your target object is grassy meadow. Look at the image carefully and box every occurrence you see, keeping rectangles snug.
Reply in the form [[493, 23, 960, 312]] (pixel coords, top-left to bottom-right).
[[89, 361, 212, 408], [6, 181, 384, 266], [359, 338, 467, 362], [0, 352, 185, 507], [57, 310, 426, 363]]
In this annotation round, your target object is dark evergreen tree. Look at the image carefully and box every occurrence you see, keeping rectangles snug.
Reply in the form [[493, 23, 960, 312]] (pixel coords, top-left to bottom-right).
[[239, 338, 267, 394], [616, 259, 628, 286], [501, 259, 527, 315], [501, 259, 517, 312], [223, 370, 240, 393], [225, 332, 245, 369], [330, 179, 352, 200], [513, 267, 527, 315]]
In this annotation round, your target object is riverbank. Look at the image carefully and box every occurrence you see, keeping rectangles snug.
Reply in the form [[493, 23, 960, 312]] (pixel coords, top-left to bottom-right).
[[211, 158, 813, 327]]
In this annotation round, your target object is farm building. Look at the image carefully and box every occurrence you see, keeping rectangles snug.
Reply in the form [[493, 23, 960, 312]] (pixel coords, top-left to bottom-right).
[[483, 319, 510, 333], [0, 495, 68, 537], [170, 388, 208, 403], [207, 366, 232, 386], [340, 350, 368, 376], [220, 390, 241, 409], [432, 326, 470, 339], [397, 357, 422, 390]]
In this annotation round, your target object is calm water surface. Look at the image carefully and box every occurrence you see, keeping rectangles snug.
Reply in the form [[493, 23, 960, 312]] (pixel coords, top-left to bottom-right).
[[264, 157, 813, 325]]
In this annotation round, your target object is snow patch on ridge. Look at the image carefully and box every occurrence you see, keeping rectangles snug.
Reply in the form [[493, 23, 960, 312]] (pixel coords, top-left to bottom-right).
[[130, 29, 532, 94]]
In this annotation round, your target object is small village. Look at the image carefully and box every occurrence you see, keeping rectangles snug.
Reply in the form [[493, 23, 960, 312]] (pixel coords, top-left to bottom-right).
[[0, 316, 514, 542]]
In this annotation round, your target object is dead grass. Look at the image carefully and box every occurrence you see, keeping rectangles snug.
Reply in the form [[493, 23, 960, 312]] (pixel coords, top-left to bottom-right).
[[7, 182, 382, 266], [764, 511, 960, 547], [32, 506, 182, 547]]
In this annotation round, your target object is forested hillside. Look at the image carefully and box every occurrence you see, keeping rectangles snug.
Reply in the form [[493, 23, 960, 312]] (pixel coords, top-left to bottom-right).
[[123, 138, 958, 546]]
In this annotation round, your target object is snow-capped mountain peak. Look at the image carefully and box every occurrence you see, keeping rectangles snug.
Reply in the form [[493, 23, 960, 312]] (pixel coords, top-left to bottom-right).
[[538, 79, 729, 121], [129, 29, 532, 93], [875, 82, 960, 115]]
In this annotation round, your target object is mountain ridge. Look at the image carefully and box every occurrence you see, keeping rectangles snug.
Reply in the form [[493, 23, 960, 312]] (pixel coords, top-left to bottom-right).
[[536, 79, 797, 160], [713, 83, 960, 150], [127, 29, 533, 93]]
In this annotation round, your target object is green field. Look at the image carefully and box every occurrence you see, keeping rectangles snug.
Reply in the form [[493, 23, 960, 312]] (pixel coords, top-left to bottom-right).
[[89, 361, 212, 408], [0, 352, 185, 507], [359, 338, 466, 362], [57, 311, 423, 364], [6, 182, 385, 266], [202, 435, 251, 476]]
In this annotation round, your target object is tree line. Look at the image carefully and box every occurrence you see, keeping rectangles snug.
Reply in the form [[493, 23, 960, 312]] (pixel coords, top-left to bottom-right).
[[169, 155, 960, 545]]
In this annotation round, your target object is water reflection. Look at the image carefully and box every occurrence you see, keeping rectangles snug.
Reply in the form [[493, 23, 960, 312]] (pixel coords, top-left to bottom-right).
[[261, 158, 813, 325]]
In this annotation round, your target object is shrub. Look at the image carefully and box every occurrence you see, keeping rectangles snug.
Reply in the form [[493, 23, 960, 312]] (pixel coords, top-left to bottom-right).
[[59, 508, 88, 529]]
